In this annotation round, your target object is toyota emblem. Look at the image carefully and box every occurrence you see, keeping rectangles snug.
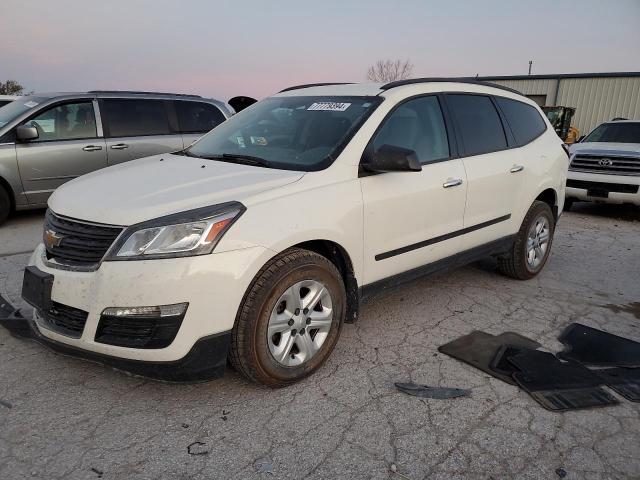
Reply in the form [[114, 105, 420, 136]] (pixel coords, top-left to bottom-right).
[[599, 158, 613, 167]]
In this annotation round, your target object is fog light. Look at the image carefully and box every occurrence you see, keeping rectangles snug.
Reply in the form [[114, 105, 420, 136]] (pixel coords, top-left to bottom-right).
[[96, 303, 189, 349]]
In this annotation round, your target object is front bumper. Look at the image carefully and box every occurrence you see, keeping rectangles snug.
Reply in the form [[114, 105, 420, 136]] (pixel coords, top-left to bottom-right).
[[3, 244, 274, 380], [566, 170, 640, 205]]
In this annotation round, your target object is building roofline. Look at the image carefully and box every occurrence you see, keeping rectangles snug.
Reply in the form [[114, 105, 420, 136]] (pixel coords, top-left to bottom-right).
[[477, 72, 640, 81]]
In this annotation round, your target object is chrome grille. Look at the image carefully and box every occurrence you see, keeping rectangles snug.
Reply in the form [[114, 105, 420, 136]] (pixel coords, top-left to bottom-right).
[[569, 154, 640, 176], [44, 210, 123, 267]]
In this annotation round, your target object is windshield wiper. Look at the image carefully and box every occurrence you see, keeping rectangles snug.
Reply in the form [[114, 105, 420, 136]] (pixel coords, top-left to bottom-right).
[[221, 153, 271, 167]]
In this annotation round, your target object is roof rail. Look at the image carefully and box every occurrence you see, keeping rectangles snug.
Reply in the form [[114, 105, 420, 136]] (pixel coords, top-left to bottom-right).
[[380, 77, 522, 95], [88, 90, 202, 98], [279, 82, 353, 93]]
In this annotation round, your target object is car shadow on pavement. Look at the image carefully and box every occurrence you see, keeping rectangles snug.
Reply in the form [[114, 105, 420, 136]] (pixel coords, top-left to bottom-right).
[[569, 202, 640, 222]]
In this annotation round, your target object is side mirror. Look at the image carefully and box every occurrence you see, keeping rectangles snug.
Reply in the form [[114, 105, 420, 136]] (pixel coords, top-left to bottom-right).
[[16, 125, 39, 142], [362, 144, 422, 173]]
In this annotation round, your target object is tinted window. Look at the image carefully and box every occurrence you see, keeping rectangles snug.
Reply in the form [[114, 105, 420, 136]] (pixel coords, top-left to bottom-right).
[[495, 97, 546, 146], [0, 96, 46, 128], [102, 99, 170, 137], [176, 101, 225, 133], [584, 122, 640, 143], [0, 101, 11, 108], [373, 96, 449, 163], [447, 94, 507, 156], [24, 102, 97, 141]]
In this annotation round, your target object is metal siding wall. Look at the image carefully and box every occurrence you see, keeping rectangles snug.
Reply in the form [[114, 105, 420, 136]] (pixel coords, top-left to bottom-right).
[[488, 78, 558, 105], [555, 77, 640, 134]]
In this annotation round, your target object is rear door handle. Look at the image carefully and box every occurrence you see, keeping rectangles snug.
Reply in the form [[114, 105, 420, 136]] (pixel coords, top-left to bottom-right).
[[443, 178, 463, 188], [110, 143, 129, 150], [82, 145, 103, 152], [510, 164, 524, 173]]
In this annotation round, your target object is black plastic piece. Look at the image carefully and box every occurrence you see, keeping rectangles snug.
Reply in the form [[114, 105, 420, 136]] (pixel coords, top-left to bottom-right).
[[0, 295, 32, 339], [508, 349, 619, 411], [596, 368, 640, 402], [395, 382, 471, 399], [95, 311, 186, 349], [21, 266, 54, 311], [558, 323, 640, 367], [438, 331, 541, 385]]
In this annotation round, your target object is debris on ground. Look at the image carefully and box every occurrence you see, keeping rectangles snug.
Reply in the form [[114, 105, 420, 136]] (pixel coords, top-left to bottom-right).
[[395, 382, 471, 399], [390, 463, 412, 479], [221, 409, 230, 421], [0, 399, 13, 409], [255, 459, 274, 475], [90, 467, 104, 478], [555, 466, 568, 478], [187, 441, 209, 456]]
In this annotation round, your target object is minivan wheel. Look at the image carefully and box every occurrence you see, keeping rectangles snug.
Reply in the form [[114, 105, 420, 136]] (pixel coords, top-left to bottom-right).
[[0, 185, 10, 225], [230, 248, 346, 387], [497, 201, 555, 280]]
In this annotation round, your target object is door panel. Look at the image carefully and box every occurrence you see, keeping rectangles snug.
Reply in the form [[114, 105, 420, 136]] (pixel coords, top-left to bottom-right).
[[100, 98, 183, 165], [16, 101, 107, 204], [360, 95, 467, 285], [361, 160, 467, 284]]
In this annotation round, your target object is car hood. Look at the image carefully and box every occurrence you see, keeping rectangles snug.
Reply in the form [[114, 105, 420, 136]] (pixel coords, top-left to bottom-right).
[[48, 153, 304, 225], [569, 142, 640, 156]]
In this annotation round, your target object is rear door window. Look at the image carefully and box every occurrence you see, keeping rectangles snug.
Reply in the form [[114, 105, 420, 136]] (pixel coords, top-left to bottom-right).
[[447, 94, 507, 156], [495, 97, 546, 146], [101, 99, 171, 137], [176, 101, 226, 133]]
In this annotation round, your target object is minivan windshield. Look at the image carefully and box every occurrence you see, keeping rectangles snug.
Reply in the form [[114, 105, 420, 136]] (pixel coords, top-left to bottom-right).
[[583, 122, 640, 144], [0, 96, 48, 128], [185, 96, 381, 171]]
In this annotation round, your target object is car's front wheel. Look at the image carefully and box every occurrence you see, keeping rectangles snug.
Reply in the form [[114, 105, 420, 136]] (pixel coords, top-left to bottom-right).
[[498, 200, 555, 280], [0, 185, 10, 225], [230, 248, 346, 387]]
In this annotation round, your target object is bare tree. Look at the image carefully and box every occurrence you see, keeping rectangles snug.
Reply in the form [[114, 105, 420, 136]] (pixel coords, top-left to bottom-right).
[[0, 80, 27, 95], [366, 59, 414, 83]]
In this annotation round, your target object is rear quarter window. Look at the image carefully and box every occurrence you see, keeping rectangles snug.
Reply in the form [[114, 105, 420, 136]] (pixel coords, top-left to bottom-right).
[[495, 97, 547, 146], [175, 101, 226, 133]]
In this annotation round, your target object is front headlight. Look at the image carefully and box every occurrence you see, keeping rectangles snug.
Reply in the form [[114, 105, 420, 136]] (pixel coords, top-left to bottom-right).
[[105, 202, 245, 260]]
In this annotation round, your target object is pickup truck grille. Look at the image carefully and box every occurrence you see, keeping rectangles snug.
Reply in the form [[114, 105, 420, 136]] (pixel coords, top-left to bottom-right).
[[569, 154, 640, 176], [44, 210, 123, 267]]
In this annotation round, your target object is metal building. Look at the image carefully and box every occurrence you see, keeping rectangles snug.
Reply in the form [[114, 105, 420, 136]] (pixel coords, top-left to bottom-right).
[[478, 72, 640, 136]]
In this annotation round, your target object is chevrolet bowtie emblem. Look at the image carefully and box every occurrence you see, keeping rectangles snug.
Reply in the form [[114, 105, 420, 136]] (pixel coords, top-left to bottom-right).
[[44, 229, 64, 248]]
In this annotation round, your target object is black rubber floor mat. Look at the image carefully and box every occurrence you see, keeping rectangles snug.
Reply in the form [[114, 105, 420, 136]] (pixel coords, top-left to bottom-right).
[[596, 368, 640, 402], [508, 349, 619, 411], [490, 344, 533, 378], [558, 323, 640, 367], [438, 331, 541, 385]]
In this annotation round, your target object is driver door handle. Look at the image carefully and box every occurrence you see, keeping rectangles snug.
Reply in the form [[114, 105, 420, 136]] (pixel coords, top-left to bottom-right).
[[111, 143, 129, 150], [510, 164, 524, 173], [443, 178, 463, 188], [82, 145, 103, 152]]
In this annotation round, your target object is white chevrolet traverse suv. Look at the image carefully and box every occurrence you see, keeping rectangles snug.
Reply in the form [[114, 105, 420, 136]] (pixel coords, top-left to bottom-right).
[[17, 80, 567, 386]]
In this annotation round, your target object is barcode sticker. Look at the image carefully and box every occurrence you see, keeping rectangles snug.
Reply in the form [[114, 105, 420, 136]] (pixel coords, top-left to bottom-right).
[[307, 102, 351, 112]]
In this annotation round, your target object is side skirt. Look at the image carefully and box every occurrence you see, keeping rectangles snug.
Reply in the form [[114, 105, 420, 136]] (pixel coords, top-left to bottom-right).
[[360, 235, 515, 301]]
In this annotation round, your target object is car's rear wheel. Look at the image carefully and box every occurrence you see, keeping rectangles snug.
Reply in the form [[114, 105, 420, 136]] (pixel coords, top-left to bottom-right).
[[0, 185, 11, 225], [229, 248, 346, 387], [498, 201, 555, 280]]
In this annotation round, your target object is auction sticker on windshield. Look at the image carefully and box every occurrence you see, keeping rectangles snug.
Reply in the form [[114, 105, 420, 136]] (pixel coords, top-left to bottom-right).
[[307, 102, 351, 111]]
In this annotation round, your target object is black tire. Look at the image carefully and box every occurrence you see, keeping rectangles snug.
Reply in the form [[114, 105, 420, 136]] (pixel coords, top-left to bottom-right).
[[497, 201, 555, 280], [229, 248, 346, 387], [0, 185, 10, 225]]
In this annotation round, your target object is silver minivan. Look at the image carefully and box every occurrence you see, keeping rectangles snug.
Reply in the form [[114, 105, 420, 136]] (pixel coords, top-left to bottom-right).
[[0, 91, 240, 224]]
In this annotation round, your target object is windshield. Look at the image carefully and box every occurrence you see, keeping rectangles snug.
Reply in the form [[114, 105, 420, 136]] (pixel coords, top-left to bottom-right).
[[583, 122, 640, 144], [0, 96, 47, 129], [186, 96, 381, 171]]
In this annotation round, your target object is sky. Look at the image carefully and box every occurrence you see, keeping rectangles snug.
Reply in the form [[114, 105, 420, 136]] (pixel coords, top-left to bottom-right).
[[1, 0, 639, 101]]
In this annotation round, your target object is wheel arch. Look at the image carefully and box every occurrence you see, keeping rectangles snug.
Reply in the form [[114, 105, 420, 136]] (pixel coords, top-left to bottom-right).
[[535, 187, 558, 220], [0, 175, 16, 212], [291, 239, 360, 323]]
